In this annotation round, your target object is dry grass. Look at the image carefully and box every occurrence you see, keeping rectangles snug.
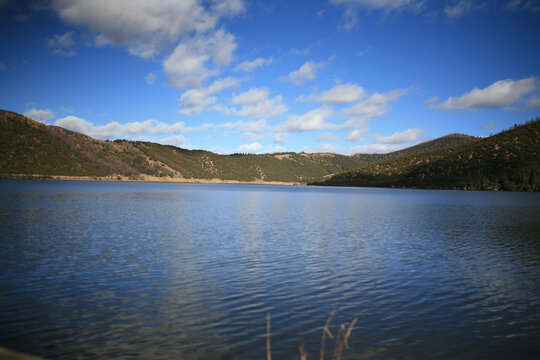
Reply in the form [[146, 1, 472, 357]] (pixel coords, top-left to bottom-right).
[[266, 312, 358, 360]]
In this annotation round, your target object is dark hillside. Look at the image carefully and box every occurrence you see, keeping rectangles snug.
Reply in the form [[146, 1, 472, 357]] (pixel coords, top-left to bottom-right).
[[312, 119, 540, 191]]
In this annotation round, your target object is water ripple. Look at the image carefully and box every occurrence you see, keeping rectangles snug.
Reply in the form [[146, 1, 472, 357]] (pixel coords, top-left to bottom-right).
[[1, 181, 540, 359]]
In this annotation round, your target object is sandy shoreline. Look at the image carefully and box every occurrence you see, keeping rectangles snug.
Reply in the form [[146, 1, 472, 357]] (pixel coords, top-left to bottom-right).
[[1, 174, 305, 186]]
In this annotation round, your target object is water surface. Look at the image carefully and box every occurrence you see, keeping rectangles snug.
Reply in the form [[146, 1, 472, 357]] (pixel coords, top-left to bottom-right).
[[1, 180, 539, 359]]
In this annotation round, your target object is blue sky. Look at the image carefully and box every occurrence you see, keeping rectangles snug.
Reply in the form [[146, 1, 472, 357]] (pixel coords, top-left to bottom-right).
[[1, 0, 539, 154]]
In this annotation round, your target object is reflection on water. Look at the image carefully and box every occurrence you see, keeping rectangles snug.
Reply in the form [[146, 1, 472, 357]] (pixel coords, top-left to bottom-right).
[[1, 180, 540, 359]]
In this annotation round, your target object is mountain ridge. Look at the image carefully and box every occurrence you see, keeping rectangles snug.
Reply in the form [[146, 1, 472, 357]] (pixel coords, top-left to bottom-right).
[[4, 109, 536, 191]]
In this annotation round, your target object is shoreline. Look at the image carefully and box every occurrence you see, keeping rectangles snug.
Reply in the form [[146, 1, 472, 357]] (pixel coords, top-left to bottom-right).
[[0, 174, 305, 186]]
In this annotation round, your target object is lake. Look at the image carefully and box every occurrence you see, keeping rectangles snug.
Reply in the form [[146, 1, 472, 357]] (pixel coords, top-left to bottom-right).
[[1, 180, 539, 359]]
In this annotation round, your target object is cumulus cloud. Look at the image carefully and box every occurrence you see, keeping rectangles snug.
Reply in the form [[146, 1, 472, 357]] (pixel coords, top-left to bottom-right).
[[434, 77, 538, 110], [234, 57, 274, 72], [298, 83, 366, 105], [375, 128, 422, 144], [52, 0, 244, 91], [282, 61, 324, 85], [219, 87, 287, 119], [157, 134, 187, 148], [178, 77, 241, 115], [345, 128, 368, 142], [236, 142, 263, 153], [278, 107, 337, 132], [179, 89, 217, 116], [330, 0, 425, 30], [220, 119, 267, 133], [24, 108, 55, 122], [163, 29, 237, 90], [52, 0, 244, 58], [277, 87, 408, 134], [348, 127, 422, 154], [341, 88, 409, 128], [47, 31, 76, 57], [54, 115, 212, 140]]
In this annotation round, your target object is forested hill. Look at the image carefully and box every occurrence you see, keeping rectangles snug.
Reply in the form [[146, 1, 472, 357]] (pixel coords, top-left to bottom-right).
[[312, 119, 540, 191], [0, 110, 406, 183], [5, 109, 524, 187]]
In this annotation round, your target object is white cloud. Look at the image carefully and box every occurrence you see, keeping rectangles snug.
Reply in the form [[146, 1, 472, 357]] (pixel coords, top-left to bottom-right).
[[157, 134, 187, 148], [314, 143, 345, 153], [347, 127, 422, 154], [345, 128, 368, 142], [349, 143, 405, 154], [330, 0, 423, 11], [282, 61, 324, 85], [52, 0, 244, 58], [145, 72, 156, 85], [319, 83, 366, 104], [278, 106, 335, 132], [53, 1, 244, 92], [179, 89, 217, 116], [241, 132, 265, 141], [434, 77, 538, 110], [54, 115, 212, 140], [220, 119, 267, 133], [375, 128, 422, 144], [47, 31, 76, 57], [481, 121, 496, 130], [23, 108, 55, 122], [423, 96, 439, 105], [236, 142, 263, 153], [525, 93, 540, 109], [298, 83, 366, 105], [278, 87, 407, 134], [178, 77, 241, 115], [267, 145, 287, 153], [163, 29, 237, 90], [317, 132, 340, 142], [234, 57, 274, 72], [330, 0, 425, 30], [341, 88, 409, 128], [221, 87, 287, 119], [207, 76, 241, 93]]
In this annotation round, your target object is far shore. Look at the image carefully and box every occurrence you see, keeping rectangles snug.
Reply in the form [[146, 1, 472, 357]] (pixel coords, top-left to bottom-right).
[[0, 174, 305, 186]]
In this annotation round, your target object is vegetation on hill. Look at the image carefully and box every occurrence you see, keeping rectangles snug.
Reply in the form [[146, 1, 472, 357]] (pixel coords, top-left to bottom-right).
[[3, 110, 537, 191], [312, 119, 540, 191], [0, 110, 375, 182]]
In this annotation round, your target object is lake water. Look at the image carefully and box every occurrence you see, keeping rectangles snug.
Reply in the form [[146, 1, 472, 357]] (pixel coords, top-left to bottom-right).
[[1, 180, 539, 359]]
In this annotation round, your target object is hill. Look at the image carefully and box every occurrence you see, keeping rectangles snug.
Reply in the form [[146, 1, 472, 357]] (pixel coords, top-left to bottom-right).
[[5, 109, 529, 189], [0, 110, 374, 182], [311, 119, 540, 191]]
